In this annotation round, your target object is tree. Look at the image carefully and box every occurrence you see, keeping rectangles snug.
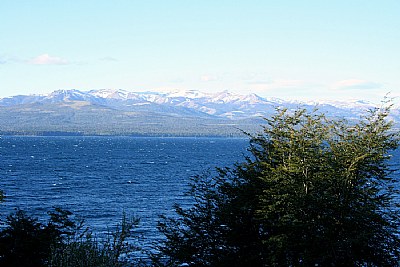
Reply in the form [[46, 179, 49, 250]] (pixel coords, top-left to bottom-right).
[[155, 105, 400, 266], [0, 208, 78, 267]]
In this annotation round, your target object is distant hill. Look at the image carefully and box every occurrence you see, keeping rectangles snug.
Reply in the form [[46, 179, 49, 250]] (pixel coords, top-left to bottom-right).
[[0, 89, 398, 136]]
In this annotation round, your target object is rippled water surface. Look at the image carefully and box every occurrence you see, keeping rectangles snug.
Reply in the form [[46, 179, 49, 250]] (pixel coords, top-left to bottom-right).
[[1, 136, 399, 252], [0, 136, 249, 245]]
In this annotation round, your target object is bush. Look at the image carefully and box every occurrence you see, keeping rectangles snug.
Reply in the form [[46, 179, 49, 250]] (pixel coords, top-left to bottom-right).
[[0, 208, 75, 267], [0, 208, 140, 267], [49, 212, 140, 267]]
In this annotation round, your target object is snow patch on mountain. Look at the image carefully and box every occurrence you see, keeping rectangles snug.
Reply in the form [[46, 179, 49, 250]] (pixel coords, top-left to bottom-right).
[[90, 89, 130, 100], [0, 89, 398, 124]]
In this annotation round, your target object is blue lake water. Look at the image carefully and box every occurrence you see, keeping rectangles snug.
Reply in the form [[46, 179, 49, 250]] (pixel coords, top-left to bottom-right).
[[0, 136, 250, 246], [0, 136, 399, 250]]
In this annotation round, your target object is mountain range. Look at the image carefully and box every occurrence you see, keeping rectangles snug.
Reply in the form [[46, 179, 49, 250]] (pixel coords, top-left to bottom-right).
[[0, 89, 398, 136]]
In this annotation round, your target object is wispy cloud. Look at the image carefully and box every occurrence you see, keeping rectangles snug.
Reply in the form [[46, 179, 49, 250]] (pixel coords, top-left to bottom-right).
[[200, 75, 220, 82], [0, 55, 19, 64], [169, 78, 184, 84], [28, 54, 69, 65], [241, 73, 309, 89], [247, 79, 307, 89], [246, 80, 272, 85], [241, 72, 271, 83], [333, 79, 382, 90], [99, 56, 118, 62], [242, 78, 323, 100], [272, 79, 306, 88]]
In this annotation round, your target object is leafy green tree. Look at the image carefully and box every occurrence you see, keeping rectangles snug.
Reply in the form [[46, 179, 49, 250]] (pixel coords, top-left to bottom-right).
[[155, 105, 400, 266]]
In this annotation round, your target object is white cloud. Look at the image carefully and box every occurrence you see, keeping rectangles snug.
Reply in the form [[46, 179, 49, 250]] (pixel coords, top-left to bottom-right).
[[272, 79, 306, 88], [240, 78, 327, 101], [333, 79, 382, 90], [200, 75, 219, 82], [247, 79, 307, 89], [246, 80, 272, 85], [29, 54, 69, 65], [99, 56, 118, 62], [169, 78, 184, 83], [0, 55, 19, 64]]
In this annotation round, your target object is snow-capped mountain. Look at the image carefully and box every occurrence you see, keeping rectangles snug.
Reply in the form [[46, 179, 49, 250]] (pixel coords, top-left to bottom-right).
[[0, 88, 389, 119], [0, 89, 398, 136]]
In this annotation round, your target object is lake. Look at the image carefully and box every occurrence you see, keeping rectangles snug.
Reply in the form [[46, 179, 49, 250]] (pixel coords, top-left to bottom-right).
[[0, 136, 250, 247], [0, 136, 399, 250]]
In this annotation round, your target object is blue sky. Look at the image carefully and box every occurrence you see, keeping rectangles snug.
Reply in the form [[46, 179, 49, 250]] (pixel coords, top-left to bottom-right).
[[0, 0, 399, 102]]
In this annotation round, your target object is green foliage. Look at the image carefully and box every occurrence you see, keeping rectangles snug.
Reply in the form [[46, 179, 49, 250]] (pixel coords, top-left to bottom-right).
[[49, 212, 140, 267], [156, 106, 400, 266], [0, 209, 140, 267], [0, 208, 78, 267]]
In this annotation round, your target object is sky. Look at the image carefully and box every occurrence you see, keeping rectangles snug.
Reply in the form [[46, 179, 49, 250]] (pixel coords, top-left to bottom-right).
[[0, 0, 399, 103]]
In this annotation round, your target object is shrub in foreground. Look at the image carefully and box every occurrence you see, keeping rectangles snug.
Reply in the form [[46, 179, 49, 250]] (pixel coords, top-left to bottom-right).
[[0, 208, 139, 267], [49, 212, 139, 267]]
